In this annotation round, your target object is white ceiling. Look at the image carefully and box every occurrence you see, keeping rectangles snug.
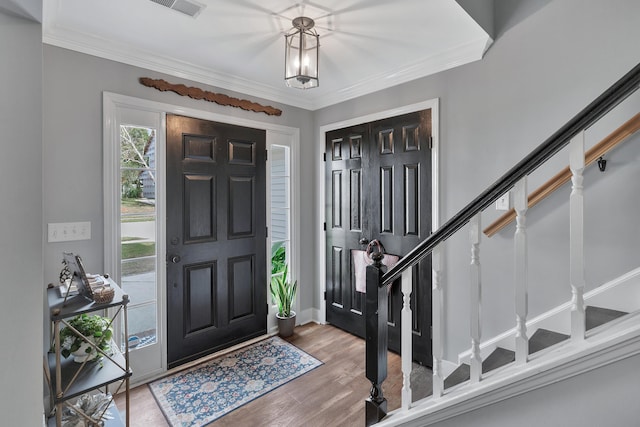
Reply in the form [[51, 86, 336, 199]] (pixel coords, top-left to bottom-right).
[[43, 0, 492, 110]]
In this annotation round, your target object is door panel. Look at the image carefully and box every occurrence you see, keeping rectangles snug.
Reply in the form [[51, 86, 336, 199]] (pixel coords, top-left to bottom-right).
[[184, 174, 215, 242], [185, 262, 216, 332], [326, 125, 368, 336], [167, 114, 266, 368], [229, 254, 255, 319], [325, 111, 432, 366], [370, 111, 432, 364]]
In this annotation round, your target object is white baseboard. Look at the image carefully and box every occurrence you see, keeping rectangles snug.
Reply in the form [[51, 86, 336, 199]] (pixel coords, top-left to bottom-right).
[[297, 307, 323, 325]]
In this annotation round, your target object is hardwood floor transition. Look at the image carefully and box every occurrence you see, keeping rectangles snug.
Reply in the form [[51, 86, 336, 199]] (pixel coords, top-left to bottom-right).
[[115, 323, 430, 426]]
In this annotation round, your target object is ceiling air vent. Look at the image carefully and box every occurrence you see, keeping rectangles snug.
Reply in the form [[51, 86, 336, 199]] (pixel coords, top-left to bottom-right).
[[149, 0, 205, 18]]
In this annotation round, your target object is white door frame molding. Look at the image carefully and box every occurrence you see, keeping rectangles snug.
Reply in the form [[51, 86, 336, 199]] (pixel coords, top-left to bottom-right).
[[103, 92, 300, 381]]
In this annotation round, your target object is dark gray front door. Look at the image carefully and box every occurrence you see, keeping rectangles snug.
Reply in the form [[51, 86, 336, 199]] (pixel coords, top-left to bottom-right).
[[166, 114, 267, 368], [325, 110, 432, 366]]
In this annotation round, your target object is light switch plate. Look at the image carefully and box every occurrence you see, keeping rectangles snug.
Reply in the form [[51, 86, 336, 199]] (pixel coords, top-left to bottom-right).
[[496, 193, 510, 211], [48, 222, 91, 242]]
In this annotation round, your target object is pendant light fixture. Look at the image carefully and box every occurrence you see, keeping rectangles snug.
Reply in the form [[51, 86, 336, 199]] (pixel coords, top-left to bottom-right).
[[284, 17, 319, 89]]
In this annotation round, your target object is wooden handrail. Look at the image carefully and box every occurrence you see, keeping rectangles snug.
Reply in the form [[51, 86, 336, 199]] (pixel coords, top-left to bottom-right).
[[484, 112, 640, 237]]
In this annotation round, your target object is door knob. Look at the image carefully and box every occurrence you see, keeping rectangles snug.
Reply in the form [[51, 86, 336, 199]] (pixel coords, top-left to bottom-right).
[[359, 238, 370, 245], [170, 255, 181, 263]]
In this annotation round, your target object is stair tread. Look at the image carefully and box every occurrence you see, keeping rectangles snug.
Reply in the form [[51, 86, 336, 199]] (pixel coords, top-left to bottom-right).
[[444, 363, 469, 389], [443, 306, 629, 392], [482, 347, 515, 373], [529, 328, 569, 354], [444, 347, 516, 389], [586, 306, 628, 331]]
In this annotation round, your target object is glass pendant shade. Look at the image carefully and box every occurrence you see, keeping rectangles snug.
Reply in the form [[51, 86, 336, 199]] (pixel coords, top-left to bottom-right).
[[284, 17, 319, 89]]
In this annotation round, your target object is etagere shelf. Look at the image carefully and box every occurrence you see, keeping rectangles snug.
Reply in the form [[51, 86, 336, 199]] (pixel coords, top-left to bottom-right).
[[46, 278, 131, 426]]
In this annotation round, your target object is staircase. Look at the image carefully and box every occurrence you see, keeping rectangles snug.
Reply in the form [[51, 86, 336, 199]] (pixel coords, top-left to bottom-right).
[[363, 62, 640, 426], [443, 305, 626, 390]]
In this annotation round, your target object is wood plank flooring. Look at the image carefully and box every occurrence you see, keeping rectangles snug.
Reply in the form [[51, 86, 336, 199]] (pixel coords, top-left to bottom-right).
[[115, 323, 413, 426]]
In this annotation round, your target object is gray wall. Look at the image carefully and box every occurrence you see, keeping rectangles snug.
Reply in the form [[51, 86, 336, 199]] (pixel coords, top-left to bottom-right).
[[0, 9, 43, 426], [314, 0, 640, 359], [42, 46, 316, 312], [0, 0, 41, 21], [455, 0, 495, 39]]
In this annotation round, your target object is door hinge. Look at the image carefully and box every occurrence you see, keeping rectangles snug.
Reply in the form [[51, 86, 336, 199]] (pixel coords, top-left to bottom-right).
[[428, 136, 433, 150], [323, 152, 326, 162], [323, 222, 326, 231], [266, 226, 269, 238], [265, 149, 268, 161], [324, 291, 327, 301]]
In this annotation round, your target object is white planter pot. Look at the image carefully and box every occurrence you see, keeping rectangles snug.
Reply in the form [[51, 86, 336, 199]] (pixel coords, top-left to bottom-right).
[[71, 338, 98, 363]]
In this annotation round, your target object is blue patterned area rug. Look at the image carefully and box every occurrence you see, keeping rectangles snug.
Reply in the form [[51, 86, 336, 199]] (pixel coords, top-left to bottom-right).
[[149, 336, 323, 427]]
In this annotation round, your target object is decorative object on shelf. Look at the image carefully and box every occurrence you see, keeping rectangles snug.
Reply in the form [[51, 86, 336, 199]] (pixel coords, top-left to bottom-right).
[[59, 314, 113, 362], [60, 392, 114, 426], [61, 252, 94, 301], [92, 285, 115, 304], [59, 260, 72, 284], [270, 264, 298, 337], [139, 77, 283, 116], [284, 16, 320, 89]]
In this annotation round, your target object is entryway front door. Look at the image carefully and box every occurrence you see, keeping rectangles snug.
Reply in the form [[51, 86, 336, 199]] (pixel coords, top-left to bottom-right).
[[166, 114, 267, 368], [325, 110, 433, 366]]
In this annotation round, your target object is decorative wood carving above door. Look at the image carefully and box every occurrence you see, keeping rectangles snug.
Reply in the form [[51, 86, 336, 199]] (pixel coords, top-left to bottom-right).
[[139, 77, 283, 116]]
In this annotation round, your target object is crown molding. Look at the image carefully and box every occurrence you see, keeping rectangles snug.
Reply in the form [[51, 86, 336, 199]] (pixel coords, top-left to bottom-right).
[[43, 27, 317, 110], [43, 25, 491, 111], [311, 36, 493, 110]]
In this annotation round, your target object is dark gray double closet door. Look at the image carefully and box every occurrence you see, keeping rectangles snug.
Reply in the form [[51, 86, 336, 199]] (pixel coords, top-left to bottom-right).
[[325, 110, 433, 366]]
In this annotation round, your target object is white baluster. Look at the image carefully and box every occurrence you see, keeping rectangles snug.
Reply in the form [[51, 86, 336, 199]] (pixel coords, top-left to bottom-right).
[[431, 244, 444, 398], [570, 131, 586, 341], [469, 214, 482, 383], [401, 267, 413, 409], [514, 178, 529, 364]]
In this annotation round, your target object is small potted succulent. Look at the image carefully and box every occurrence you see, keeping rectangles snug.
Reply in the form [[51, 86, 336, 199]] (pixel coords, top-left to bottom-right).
[[270, 264, 297, 337], [59, 314, 113, 362]]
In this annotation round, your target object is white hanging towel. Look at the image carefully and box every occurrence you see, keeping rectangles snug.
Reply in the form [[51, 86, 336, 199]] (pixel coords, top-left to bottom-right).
[[352, 249, 400, 293]]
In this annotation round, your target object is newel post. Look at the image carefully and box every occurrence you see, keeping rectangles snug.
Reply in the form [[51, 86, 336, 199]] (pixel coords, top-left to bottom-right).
[[365, 252, 388, 426]]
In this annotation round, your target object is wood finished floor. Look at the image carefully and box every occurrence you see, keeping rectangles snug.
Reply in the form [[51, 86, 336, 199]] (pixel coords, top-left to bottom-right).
[[115, 323, 409, 427]]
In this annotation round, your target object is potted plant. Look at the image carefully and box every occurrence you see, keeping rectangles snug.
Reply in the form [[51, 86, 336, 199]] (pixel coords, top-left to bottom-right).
[[270, 264, 297, 337], [59, 314, 113, 363]]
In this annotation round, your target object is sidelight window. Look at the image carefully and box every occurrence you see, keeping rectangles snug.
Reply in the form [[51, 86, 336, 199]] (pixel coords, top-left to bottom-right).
[[119, 125, 158, 349], [269, 145, 291, 285]]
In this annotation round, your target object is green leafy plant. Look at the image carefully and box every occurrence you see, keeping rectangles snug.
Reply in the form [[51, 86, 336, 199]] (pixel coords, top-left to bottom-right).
[[270, 264, 297, 318], [271, 242, 287, 275], [58, 314, 113, 360]]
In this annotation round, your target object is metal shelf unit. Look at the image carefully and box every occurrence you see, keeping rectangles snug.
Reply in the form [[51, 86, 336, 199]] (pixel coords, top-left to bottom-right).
[[46, 279, 131, 426]]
